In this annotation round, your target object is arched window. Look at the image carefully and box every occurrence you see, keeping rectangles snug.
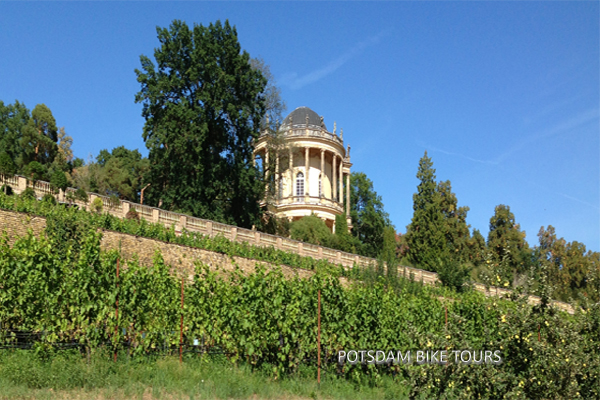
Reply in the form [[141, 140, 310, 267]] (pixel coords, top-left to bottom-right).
[[296, 172, 304, 197]]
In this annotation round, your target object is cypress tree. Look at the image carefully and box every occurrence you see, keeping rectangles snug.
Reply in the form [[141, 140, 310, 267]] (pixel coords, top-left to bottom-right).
[[405, 151, 447, 270]]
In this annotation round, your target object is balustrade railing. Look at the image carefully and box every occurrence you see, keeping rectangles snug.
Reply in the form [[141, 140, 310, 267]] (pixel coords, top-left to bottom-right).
[[260, 125, 343, 145], [275, 195, 343, 212], [159, 210, 179, 226], [1, 175, 19, 187]]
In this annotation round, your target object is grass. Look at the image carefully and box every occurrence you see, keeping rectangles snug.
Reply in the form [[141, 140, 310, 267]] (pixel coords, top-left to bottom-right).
[[0, 350, 411, 400]]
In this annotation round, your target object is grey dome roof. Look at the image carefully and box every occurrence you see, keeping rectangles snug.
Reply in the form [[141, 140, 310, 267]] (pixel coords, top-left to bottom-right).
[[283, 107, 326, 130]]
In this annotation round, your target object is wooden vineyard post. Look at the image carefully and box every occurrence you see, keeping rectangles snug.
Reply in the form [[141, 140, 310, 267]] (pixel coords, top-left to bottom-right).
[[444, 305, 448, 368], [445, 306, 448, 329], [317, 289, 321, 385], [114, 258, 119, 362], [180, 277, 184, 364]]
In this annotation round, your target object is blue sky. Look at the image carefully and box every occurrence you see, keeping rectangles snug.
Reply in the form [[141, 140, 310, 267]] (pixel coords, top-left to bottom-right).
[[1, 2, 598, 252]]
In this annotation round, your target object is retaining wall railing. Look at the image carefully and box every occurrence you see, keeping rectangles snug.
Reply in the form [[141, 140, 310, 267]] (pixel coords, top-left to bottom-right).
[[0, 174, 574, 314]]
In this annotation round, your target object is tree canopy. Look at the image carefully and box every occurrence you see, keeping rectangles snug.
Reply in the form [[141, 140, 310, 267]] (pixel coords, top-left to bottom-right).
[[135, 19, 266, 228], [349, 171, 392, 258], [0, 100, 76, 185], [21, 104, 58, 167], [487, 204, 530, 282]]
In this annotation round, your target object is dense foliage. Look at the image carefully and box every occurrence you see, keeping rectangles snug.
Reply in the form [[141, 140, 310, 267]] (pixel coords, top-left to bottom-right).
[[135, 20, 266, 228], [1, 221, 598, 399], [0, 101, 76, 188], [349, 172, 393, 258]]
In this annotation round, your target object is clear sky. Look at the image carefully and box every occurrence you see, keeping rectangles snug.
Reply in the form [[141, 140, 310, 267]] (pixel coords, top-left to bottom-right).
[[1, 2, 598, 252]]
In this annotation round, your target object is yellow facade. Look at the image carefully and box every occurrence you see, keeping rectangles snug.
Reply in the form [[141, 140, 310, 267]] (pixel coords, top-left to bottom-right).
[[254, 107, 352, 232]]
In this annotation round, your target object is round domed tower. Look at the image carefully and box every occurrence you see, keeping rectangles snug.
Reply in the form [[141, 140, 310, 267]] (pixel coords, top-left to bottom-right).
[[254, 106, 352, 232]]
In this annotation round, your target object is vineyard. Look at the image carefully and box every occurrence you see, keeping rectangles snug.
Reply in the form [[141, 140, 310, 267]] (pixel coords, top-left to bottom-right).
[[0, 199, 598, 399]]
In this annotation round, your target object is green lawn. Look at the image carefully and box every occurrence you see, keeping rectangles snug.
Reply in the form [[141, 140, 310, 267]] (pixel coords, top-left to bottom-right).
[[0, 350, 411, 400]]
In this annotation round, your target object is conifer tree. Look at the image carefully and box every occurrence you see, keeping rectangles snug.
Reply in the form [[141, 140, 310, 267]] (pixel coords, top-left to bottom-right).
[[437, 180, 472, 263], [405, 151, 446, 270], [470, 228, 487, 265], [487, 204, 530, 284]]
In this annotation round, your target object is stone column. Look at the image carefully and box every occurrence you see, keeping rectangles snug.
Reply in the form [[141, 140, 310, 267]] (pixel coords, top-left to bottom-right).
[[18, 176, 27, 193], [346, 172, 350, 216], [122, 202, 130, 218], [332, 155, 337, 201], [264, 149, 270, 194], [275, 151, 280, 199], [338, 161, 343, 207], [265, 149, 269, 178], [305, 147, 310, 197], [320, 149, 325, 198], [289, 148, 293, 197]]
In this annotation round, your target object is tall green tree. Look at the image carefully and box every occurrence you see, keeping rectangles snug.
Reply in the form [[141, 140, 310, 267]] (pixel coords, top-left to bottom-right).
[[487, 204, 531, 284], [95, 146, 149, 201], [405, 152, 446, 270], [0, 100, 30, 172], [21, 104, 58, 168], [331, 213, 362, 254], [349, 171, 392, 258], [437, 180, 472, 263], [469, 228, 487, 265], [534, 225, 598, 301], [135, 20, 266, 228], [562, 241, 590, 298], [249, 57, 286, 132], [535, 225, 566, 291]]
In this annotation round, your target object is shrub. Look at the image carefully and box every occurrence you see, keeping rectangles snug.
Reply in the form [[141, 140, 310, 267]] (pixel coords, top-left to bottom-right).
[[435, 256, 471, 292], [260, 212, 290, 237], [91, 197, 103, 213], [290, 215, 332, 247], [74, 188, 88, 203], [65, 191, 76, 203], [42, 193, 57, 205], [20, 187, 36, 200], [50, 169, 69, 193]]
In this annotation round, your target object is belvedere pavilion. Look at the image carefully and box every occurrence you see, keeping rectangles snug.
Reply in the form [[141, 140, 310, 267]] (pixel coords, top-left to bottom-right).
[[253, 106, 352, 232]]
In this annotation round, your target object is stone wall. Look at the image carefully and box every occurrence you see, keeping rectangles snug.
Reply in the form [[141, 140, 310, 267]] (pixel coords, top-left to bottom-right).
[[0, 209, 46, 244], [100, 230, 316, 281]]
